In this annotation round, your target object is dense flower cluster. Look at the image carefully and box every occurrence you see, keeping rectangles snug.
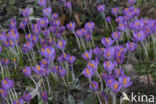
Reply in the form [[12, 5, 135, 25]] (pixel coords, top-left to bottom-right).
[[0, 0, 155, 103]]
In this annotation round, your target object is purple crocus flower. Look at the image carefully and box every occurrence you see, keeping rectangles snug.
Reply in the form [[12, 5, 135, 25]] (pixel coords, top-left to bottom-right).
[[106, 76, 115, 87], [41, 91, 48, 101], [52, 13, 59, 20], [40, 59, 50, 67], [117, 22, 127, 31], [0, 46, 2, 53], [114, 45, 127, 58], [24, 17, 30, 24], [56, 39, 66, 50], [38, 0, 46, 7], [97, 4, 105, 13], [133, 31, 145, 42], [119, 75, 133, 88], [106, 16, 111, 23], [51, 65, 59, 73], [39, 17, 49, 28], [43, 7, 52, 17], [126, 41, 137, 52], [1, 58, 10, 66], [115, 16, 124, 23], [82, 50, 92, 60], [92, 47, 102, 56], [0, 32, 6, 41], [40, 47, 56, 60], [8, 29, 19, 40], [19, 19, 27, 29], [82, 67, 95, 78], [23, 66, 31, 77], [21, 8, 30, 16], [114, 68, 124, 78], [111, 7, 119, 16], [84, 32, 92, 41], [67, 55, 76, 64], [13, 98, 24, 104], [1, 78, 13, 90], [64, 1, 72, 8], [9, 18, 17, 28], [23, 92, 31, 102], [115, 56, 125, 65], [41, 67, 50, 77], [59, 66, 66, 77], [103, 61, 116, 73], [25, 34, 33, 41], [89, 80, 99, 91], [84, 22, 95, 32], [47, 38, 54, 45], [87, 60, 98, 70], [32, 23, 41, 35], [128, 0, 136, 5], [76, 29, 83, 38], [23, 41, 34, 51], [111, 31, 121, 40], [33, 64, 43, 74], [103, 47, 114, 60], [110, 80, 122, 92], [66, 22, 75, 32], [0, 88, 8, 98], [101, 37, 114, 47]]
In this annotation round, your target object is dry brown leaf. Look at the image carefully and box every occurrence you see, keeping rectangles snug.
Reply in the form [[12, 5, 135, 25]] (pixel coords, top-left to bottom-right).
[[74, 13, 83, 26], [59, 13, 67, 26]]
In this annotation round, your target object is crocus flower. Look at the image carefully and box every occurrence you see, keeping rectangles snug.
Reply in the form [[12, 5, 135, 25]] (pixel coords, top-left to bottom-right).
[[0, 46, 2, 53], [103, 61, 116, 73], [114, 45, 127, 58], [66, 22, 75, 32], [59, 66, 66, 77], [41, 91, 48, 101], [0, 88, 8, 98], [56, 39, 66, 50], [87, 60, 98, 70], [82, 50, 92, 60], [76, 29, 83, 38], [43, 7, 52, 17], [97, 4, 105, 13], [84, 32, 92, 41], [128, 0, 136, 5], [25, 34, 33, 41], [47, 38, 54, 45], [110, 81, 122, 92], [82, 67, 95, 78], [103, 47, 114, 60], [101, 37, 114, 47], [117, 22, 127, 31], [64, 1, 72, 8], [40, 47, 56, 60], [115, 56, 125, 64], [0, 32, 6, 41], [119, 75, 133, 88], [23, 41, 34, 51], [84, 22, 95, 32], [111, 7, 119, 16], [106, 76, 115, 87], [40, 59, 50, 67], [111, 31, 121, 40], [115, 16, 124, 23], [114, 68, 124, 78], [9, 18, 17, 28], [32, 35, 39, 43], [52, 13, 59, 20], [67, 55, 76, 64], [1, 58, 10, 66], [23, 92, 31, 102], [32, 23, 41, 34], [38, 0, 46, 7], [126, 41, 137, 52], [41, 67, 50, 77], [39, 17, 49, 28], [19, 19, 27, 29], [1, 78, 13, 90], [51, 65, 59, 73], [8, 29, 19, 40], [23, 66, 31, 77], [13, 98, 24, 104], [89, 81, 99, 91], [53, 19, 61, 27], [21, 8, 30, 16], [24, 17, 30, 24], [133, 31, 145, 42], [106, 16, 111, 23], [33, 64, 43, 74], [92, 47, 102, 56]]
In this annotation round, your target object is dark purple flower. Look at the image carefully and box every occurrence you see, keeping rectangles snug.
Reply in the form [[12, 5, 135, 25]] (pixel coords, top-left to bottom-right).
[[23, 92, 31, 102], [103, 61, 116, 73], [52, 13, 59, 20], [21, 8, 30, 16], [111, 31, 121, 40], [23, 66, 31, 77], [97, 4, 105, 13], [66, 22, 75, 32], [39, 17, 49, 28], [41, 91, 48, 101], [110, 80, 122, 92], [126, 41, 137, 52], [101, 37, 114, 47], [87, 60, 98, 70], [111, 7, 119, 16], [82, 67, 95, 78], [82, 50, 92, 60], [106, 77, 115, 87], [19, 20, 27, 29], [89, 81, 99, 91], [41, 67, 50, 77], [84, 32, 92, 41], [1, 58, 10, 66], [103, 47, 114, 60]]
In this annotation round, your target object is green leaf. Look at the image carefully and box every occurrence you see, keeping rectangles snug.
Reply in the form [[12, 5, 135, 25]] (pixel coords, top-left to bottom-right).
[[84, 94, 96, 104], [68, 95, 75, 104]]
